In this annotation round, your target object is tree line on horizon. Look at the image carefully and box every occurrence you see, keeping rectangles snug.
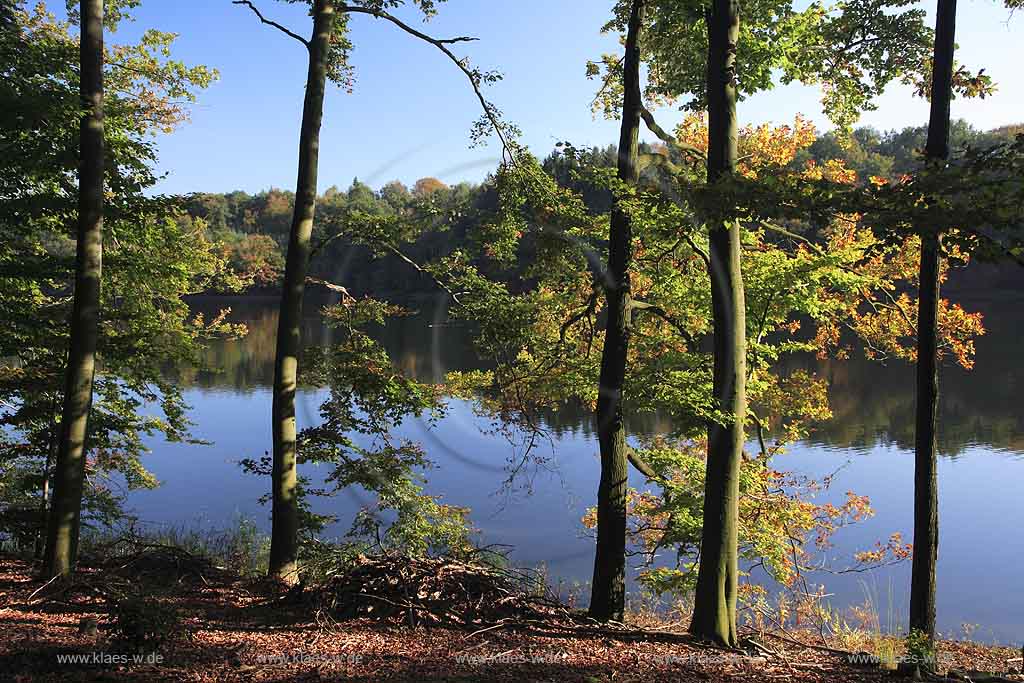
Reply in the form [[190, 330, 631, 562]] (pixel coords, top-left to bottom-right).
[[182, 119, 1022, 298]]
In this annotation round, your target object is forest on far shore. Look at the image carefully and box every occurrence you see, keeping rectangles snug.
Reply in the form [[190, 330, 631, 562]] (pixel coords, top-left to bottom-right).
[[185, 120, 1024, 299]]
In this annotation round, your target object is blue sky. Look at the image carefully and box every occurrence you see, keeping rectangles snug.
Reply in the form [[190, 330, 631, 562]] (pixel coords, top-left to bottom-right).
[[96, 1, 1023, 195]]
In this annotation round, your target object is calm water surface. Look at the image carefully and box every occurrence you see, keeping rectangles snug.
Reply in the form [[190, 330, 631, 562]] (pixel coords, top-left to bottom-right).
[[133, 294, 1023, 643]]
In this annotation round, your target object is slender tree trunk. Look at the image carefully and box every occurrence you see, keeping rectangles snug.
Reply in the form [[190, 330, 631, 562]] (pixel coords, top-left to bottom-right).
[[35, 409, 59, 560], [910, 0, 956, 646], [589, 0, 644, 623], [690, 0, 744, 647], [268, 0, 334, 583], [42, 0, 104, 579]]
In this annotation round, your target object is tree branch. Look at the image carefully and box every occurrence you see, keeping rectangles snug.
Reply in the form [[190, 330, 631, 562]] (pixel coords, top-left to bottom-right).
[[749, 411, 774, 461], [683, 234, 711, 270], [232, 0, 310, 47], [340, 6, 478, 45], [309, 230, 346, 259], [589, 55, 624, 110], [757, 220, 818, 249], [640, 108, 705, 164], [626, 446, 660, 481], [758, 219, 918, 329], [629, 299, 698, 348], [381, 241, 463, 305], [306, 277, 354, 300], [338, 5, 514, 158], [560, 288, 600, 345]]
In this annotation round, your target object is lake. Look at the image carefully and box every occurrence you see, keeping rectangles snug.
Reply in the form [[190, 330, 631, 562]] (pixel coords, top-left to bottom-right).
[[132, 293, 1023, 644]]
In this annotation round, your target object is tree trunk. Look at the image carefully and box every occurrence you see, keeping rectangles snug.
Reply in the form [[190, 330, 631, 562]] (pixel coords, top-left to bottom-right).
[[268, 0, 334, 584], [588, 0, 644, 623], [910, 0, 956, 646], [42, 0, 104, 579], [35, 410, 59, 560], [690, 0, 744, 647]]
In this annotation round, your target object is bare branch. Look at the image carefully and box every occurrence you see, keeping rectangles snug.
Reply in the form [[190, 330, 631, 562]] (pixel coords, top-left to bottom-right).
[[757, 220, 819, 248], [381, 241, 462, 305], [340, 6, 479, 46], [338, 5, 514, 158], [232, 0, 309, 47]]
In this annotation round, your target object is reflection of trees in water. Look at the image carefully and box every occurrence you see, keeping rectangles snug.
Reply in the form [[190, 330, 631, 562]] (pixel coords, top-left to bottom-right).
[[786, 298, 1024, 457], [170, 296, 281, 391], [175, 296, 1024, 457], [176, 295, 480, 392], [521, 402, 674, 441]]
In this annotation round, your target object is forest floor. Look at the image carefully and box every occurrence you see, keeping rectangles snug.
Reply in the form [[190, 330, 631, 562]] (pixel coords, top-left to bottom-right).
[[1, 556, 1021, 683]]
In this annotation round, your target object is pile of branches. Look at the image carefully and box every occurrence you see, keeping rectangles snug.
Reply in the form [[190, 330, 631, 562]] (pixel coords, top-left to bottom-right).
[[86, 536, 228, 587], [312, 553, 574, 629], [27, 536, 230, 610]]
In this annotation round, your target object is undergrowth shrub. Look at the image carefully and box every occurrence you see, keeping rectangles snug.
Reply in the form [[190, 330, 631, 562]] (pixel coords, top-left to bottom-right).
[[110, 594, 191, 652]]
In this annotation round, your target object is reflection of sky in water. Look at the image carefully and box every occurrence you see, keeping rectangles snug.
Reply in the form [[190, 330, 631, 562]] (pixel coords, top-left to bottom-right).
[[130, 295, 1024, 644]]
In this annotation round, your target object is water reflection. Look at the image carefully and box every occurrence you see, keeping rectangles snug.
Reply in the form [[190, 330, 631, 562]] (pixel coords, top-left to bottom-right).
[[806, 297, 1024, 458], [181, 294, 1024, 458]]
